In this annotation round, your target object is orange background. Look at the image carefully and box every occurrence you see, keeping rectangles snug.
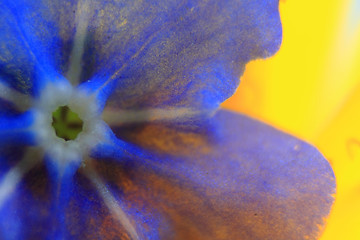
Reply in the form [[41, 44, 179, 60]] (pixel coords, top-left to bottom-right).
[[223, 0, 360, 239]]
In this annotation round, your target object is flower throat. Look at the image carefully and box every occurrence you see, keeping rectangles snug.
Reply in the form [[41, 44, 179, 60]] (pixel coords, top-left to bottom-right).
[[52, 105, 84, 141]]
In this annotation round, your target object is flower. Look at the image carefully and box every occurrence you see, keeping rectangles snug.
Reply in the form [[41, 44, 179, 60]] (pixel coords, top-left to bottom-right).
[[0, 0, 335, 239]]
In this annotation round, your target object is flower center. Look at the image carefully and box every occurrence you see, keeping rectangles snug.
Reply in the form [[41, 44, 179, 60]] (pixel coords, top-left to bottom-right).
[[31, 81, 107, 165], [52, 105, 84, 141]]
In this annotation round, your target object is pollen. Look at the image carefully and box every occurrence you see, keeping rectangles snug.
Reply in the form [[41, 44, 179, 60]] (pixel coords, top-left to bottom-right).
[[52, 105, 84, 141]]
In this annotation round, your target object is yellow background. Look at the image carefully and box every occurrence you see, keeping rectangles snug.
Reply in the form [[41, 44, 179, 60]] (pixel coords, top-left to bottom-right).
[[222, 0, 360, 239]]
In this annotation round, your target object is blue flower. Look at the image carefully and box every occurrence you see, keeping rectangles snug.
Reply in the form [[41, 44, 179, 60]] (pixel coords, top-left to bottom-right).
[[0, 0, 335, 239]]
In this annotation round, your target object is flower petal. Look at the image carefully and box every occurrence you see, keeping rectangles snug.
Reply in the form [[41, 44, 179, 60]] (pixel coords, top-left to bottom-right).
[[1, 0, 281, 109], [81, 0, 282, 110], [45, 159, 80, 240], [0, 111, 36, 145], [0, 110, 335, 239], [94, 109, 335, 239], [0, 0, 77, 95], [0, 148, 48, 240], [0, 150, 82, 240]]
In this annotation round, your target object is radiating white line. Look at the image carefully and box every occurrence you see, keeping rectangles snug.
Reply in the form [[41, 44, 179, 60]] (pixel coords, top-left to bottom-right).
[[83, 163, 140, 240], [102, 107, 211, 126], [0, 147, 42, 209], [66, 0, 93, 86], [0, 81, 32, 111]]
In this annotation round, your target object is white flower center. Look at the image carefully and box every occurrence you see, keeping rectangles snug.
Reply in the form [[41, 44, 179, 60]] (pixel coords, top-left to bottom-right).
[[31, 81, 106, 165]]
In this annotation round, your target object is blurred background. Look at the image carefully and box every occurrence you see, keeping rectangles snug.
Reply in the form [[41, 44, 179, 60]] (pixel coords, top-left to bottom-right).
[[222, 0, 360, 239]]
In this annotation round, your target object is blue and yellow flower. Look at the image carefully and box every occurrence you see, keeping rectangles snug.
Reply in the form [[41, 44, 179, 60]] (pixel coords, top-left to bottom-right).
[[0, 0, 335, 239]]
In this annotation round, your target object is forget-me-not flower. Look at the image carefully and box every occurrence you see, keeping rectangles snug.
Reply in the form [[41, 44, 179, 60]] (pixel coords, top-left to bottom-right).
[[0, 0, 335, 239]]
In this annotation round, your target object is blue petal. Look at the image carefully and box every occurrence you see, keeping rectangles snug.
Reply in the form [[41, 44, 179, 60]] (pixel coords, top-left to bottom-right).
[[0, 0, 77, 95], [93, 109, 335, 239], [80, 0, 282, 110], [0, 0, 281, 109], [0, 110, 335, 239], [45, 158, 79, 240], [0, 111, 36, 145], [0, 158, 160, 239], [0, 149, 50, 240], [0, 151, 82, 240]]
